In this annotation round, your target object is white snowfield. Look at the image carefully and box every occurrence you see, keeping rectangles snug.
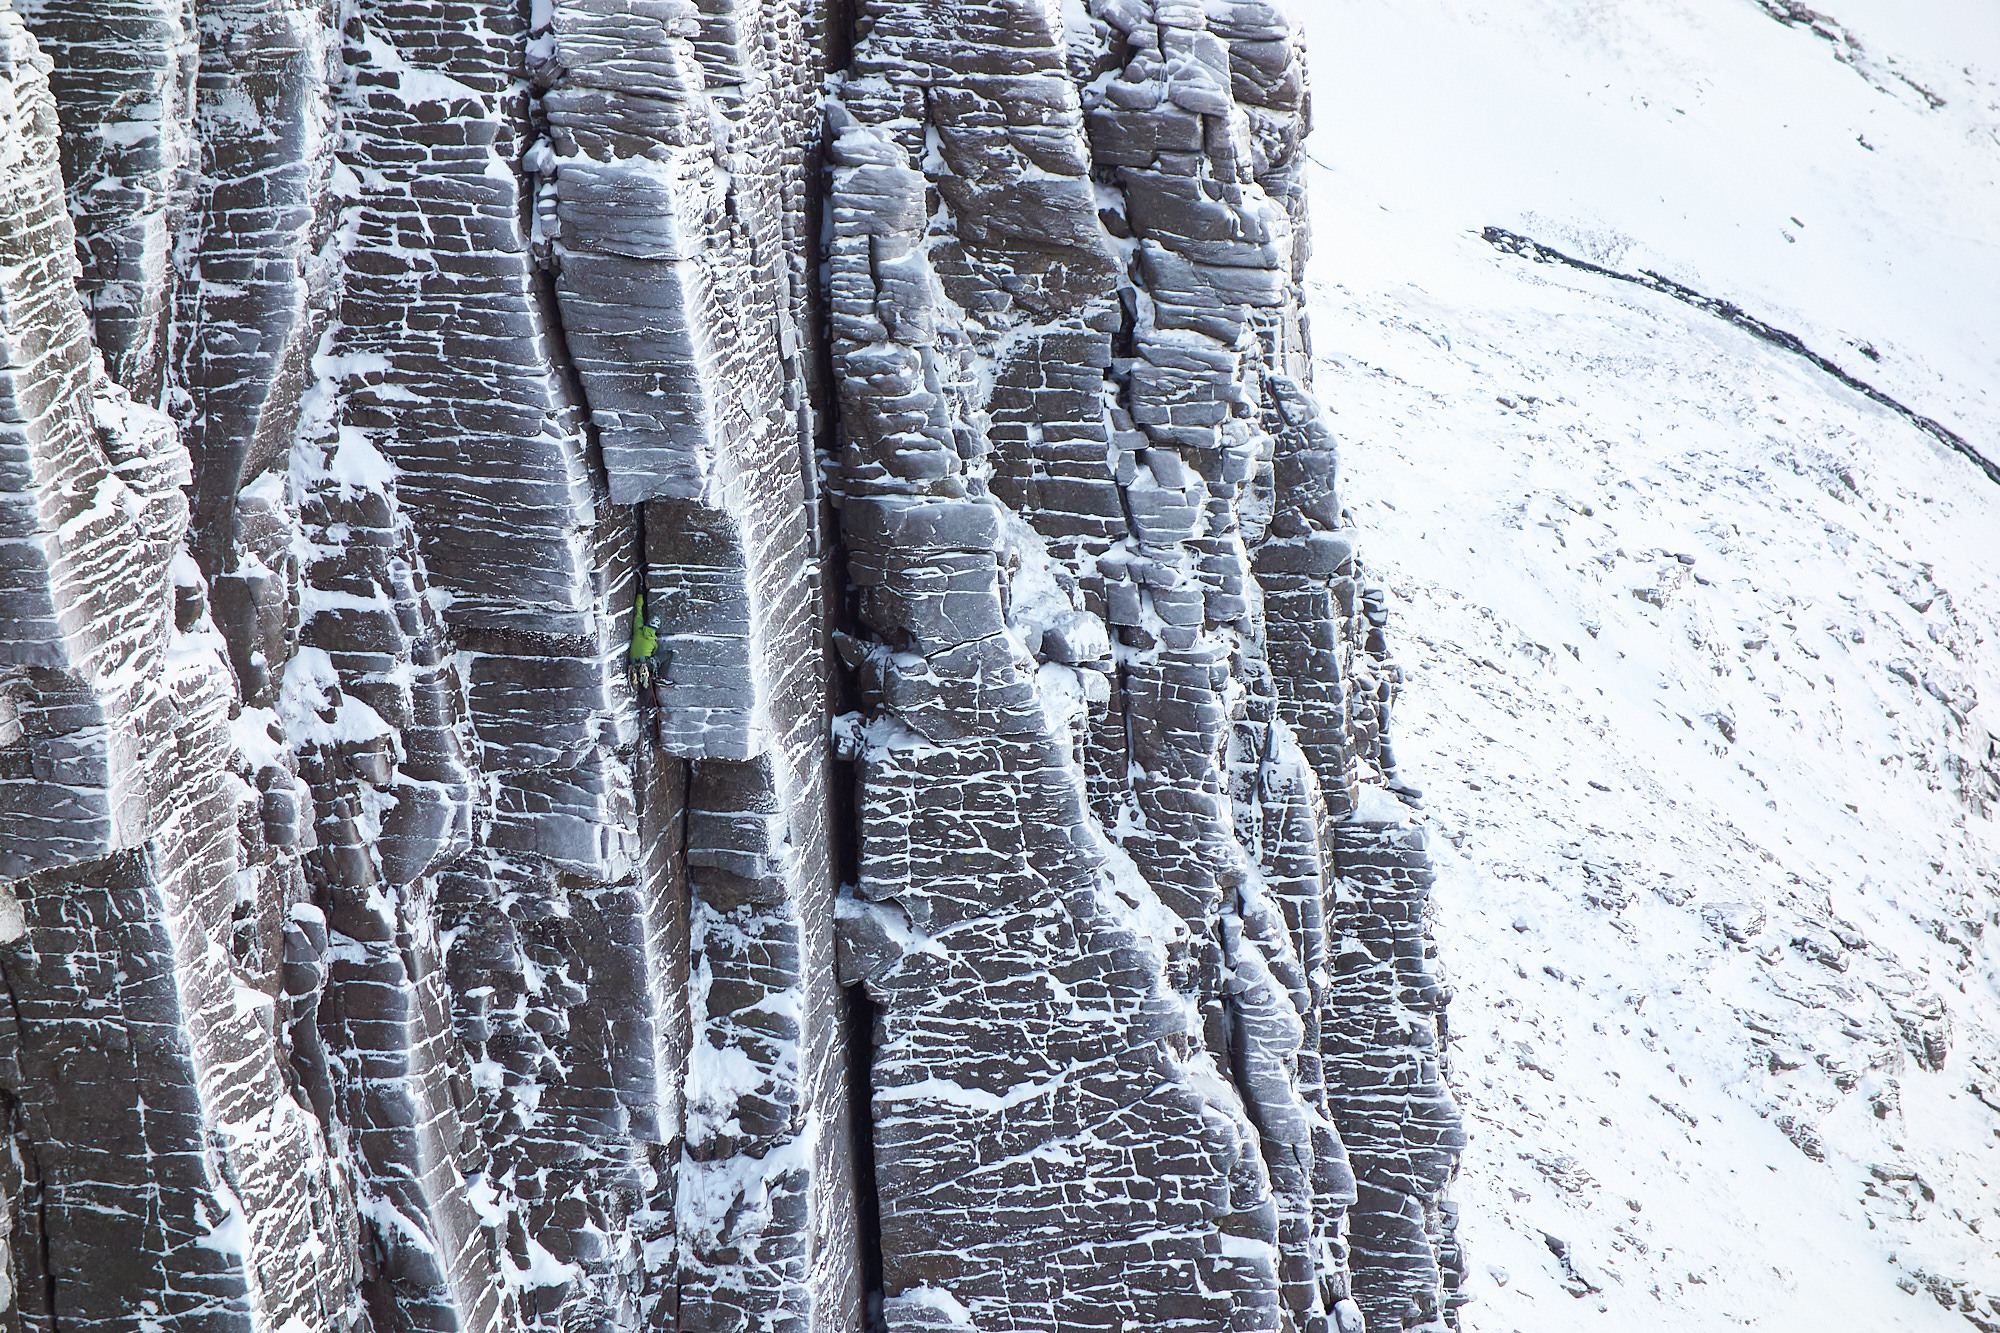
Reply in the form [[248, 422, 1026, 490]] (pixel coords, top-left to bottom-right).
[[1299, 1, 2000, 1329]]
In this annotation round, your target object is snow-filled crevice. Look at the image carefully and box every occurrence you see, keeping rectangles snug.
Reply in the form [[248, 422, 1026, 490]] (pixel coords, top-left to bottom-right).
[[1483, 226, 2000, 486]]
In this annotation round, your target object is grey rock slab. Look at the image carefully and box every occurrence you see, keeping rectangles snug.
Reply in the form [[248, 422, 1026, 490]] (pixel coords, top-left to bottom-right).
[[0, 0, 1462, 1325]]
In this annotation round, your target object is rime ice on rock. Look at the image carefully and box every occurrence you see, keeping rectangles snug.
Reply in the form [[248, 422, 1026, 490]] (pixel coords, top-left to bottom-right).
[[825, 0, 1462, 1327], [533, 0, 854, 1327], [0, 8, 354, 1325], [13, 0, 196, 401], [0, 0, 1460, 1325]]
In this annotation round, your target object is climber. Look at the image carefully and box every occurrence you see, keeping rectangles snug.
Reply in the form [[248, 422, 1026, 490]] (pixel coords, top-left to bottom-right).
[[628, 590, 665, 695]]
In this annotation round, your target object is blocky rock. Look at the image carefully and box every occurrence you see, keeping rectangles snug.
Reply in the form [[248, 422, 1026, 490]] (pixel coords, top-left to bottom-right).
[[0, 0, 1460, 1326]]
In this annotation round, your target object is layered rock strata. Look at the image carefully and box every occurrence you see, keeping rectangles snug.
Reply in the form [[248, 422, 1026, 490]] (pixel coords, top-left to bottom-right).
[[0, 0, 1463, 1328]]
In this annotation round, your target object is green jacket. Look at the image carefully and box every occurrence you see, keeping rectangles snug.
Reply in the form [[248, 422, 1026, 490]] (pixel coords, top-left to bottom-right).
[[630, 593, 658, 660]]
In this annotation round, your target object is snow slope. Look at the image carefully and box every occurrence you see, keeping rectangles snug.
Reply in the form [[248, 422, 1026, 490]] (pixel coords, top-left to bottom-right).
[[1297, 1, 2000, 1328], [1299, 0, 2000, 465]]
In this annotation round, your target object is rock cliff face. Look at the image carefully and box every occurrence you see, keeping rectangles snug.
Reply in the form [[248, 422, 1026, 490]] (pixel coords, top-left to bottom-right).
[[0, 0, 1461, 1329]]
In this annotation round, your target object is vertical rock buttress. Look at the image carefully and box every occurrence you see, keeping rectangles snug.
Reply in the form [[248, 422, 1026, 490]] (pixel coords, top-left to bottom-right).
[[0, 0, 1464, 1329], [823, 2, 1462, 1329]]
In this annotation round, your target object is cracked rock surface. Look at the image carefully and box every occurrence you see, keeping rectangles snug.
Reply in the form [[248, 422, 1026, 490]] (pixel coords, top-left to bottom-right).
[[0, 0, 1461, 1328]]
